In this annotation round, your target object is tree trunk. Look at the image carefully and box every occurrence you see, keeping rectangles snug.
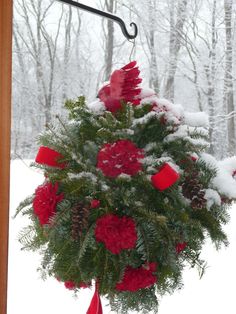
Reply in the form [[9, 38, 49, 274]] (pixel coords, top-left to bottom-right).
[[224, 0, 235, 155], [62, 7, 72, 101], [104, 0, 115, 81], [207, 0, 217, 154], [164, 0, 188, 101], [148, 0, 159, 93]]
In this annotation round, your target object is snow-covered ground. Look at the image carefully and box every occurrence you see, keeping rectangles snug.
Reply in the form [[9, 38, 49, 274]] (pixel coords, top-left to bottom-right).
[[8, 160, 236, 314]]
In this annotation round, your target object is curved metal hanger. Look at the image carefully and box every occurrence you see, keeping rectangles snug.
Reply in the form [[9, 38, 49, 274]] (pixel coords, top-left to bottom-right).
[[56, 0, 138, 40]]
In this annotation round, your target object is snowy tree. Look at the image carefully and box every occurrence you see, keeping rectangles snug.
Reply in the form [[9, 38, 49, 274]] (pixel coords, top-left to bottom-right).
[[164, 0, 188, 101], [12, 0, 236, 158], [224, 0, 235, 155]]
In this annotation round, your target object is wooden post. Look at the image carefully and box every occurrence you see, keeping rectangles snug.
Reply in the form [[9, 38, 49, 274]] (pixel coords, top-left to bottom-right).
[[0, 1, 13, 314]]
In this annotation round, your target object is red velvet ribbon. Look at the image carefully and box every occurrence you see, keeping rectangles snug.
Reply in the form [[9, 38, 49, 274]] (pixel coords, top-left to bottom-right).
[[151, 163, 180, 191], [86, 282, 103, 314], [35, 146, 66, 169]]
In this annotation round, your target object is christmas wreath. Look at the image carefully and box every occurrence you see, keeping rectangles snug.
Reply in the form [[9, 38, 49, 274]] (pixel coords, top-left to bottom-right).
[[16, 61, 236, 314]]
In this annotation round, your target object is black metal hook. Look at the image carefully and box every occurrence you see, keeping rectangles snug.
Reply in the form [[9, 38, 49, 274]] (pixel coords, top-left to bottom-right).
[[56, 0, 138, 40]]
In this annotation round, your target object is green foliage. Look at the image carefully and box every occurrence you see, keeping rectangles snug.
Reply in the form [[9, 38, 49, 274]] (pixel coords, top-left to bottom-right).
[[16, 97, 234, 313], [110, 286, 159, 314]]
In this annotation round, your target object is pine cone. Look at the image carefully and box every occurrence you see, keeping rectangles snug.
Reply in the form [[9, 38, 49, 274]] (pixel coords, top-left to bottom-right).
[[191, 191, 207, 209], [182, 178, 201, 199], [71, 203, 90, 240], [182, 175, 206, 210]]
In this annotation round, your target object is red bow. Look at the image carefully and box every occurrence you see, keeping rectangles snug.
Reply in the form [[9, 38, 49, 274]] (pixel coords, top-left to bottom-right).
[[151, 163, 180, 191], [35, 146, 66, 169]]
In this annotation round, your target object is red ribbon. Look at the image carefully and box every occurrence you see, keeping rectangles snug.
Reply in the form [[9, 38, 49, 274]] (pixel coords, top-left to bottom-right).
[[35, 146, 66, 169], [86, 282, 103, 314], [151, 163, 180, 191]]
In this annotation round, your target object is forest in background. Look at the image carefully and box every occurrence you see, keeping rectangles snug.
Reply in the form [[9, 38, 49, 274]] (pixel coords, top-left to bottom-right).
[[12, 0, 236, 159]]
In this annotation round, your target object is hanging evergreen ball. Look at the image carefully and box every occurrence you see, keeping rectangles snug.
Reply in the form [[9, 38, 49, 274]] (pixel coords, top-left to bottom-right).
[[16, 61, 236, 314]]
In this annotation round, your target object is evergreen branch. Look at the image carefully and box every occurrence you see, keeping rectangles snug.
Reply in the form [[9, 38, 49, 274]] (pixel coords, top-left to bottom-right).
[[55, 114, 82, 150], [99, 251, 108, 293], [133, 206, 168, 226], [78, 223, 95, 263], [14, 195, 34, 218], [137, 224, 150, 262], [183, 250, 208, 279], [44, 123, 73, 150]]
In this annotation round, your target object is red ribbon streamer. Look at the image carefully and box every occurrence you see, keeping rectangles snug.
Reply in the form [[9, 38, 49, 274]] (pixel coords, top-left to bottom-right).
[[86, 282, 103, 314]]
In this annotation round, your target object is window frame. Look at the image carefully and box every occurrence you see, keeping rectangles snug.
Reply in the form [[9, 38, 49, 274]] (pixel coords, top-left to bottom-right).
[[0, 1, 13, 314]]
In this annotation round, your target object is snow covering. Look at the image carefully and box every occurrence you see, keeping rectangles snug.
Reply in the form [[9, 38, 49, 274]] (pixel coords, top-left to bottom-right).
[[100, 183, 109, 191], [158, 99, 184, 122], [204, 189, 221, 210], [200, 153, 236, 198], [132, 111, 160, 127], [137, 95, 210, 150], [142, 155, 159, 166], [144, 142, 157, 152], [68, 171, 97, 183], [8, 160, 236, 314], [164, 125, 188, 142], [184, 112, 209, 127], [140, 95, 185, 125], [139, 87, 156, 99], [114, 128, 134, 136], [117, 173, 131, 181], [164, 125, 209, 147], [167, 161, 182, 174], [87, 99, 106, 115]]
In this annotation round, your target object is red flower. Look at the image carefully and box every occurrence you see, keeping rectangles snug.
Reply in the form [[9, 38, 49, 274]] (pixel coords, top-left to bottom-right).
[[64, 280, 90, 290], [97, 139, 144, 178], [98, 61, 142, 113], [95, 214, 137, 254], [90, 199, 101, 208], [175, 242, 187, 254], [116, 262, 157, 291], [64, 280, 76, 290], [79, 282, 90, 289], [33, 182, 64, 225]]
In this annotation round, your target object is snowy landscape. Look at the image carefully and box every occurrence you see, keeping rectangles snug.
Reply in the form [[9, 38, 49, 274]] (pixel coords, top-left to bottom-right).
[[12, 0, 236, 160], [8, 160, 236, 314]]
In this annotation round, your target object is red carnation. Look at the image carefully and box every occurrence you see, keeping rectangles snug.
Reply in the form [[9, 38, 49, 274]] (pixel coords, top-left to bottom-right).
[[116, 262, 157, 292], [79, 282, 90, 289], [95, 214, 137, 254], [64, 280, 76, 290], [90, 199, 101, 208], [97, 139, 144, 178], [175, 242, 187, 254], [64, 280, 90, 290], [33, 182, 64, 225]]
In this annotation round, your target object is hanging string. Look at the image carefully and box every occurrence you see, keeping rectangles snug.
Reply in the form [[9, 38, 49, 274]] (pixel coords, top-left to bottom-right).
[[129, 38, 136, 62]]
